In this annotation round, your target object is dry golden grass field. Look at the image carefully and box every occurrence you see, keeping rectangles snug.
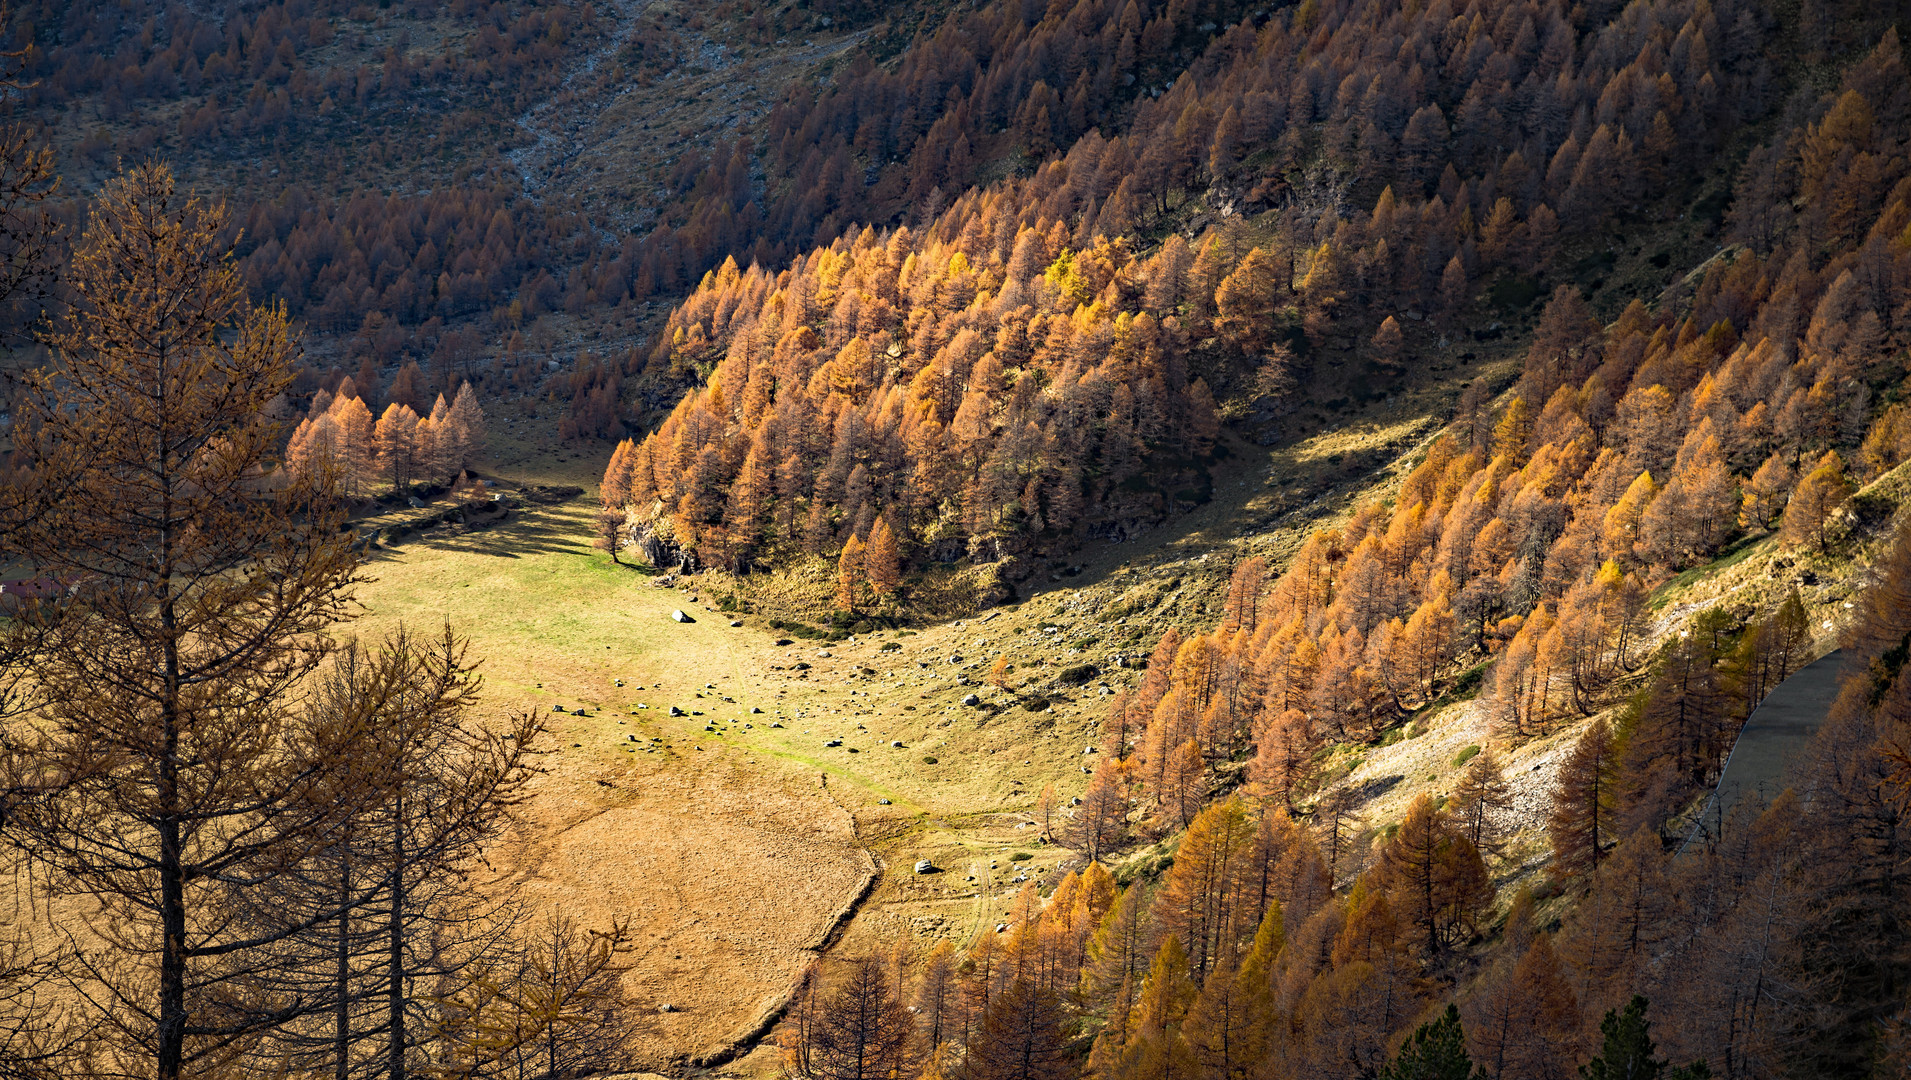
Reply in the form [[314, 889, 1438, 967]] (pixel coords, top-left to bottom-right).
[[342, 350, 1528, 1072]]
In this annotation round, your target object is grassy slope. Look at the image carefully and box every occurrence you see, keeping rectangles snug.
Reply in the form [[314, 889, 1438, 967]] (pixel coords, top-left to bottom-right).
[[344, 322, 1527, 1069]]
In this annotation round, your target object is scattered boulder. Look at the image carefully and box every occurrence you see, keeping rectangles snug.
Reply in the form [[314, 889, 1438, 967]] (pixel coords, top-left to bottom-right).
[[751, 706, 764, 713], [914, 860, 935, 874], [825, 738, 843, 747], [891, 740, 905, 747], [774, 638, 794, 646], [877, 798, 892, 805], [668, 705, 686, 717], [817, 650, 833, 658], [729, 620, 743, 627], [961, 693, 981, 706], [659, 1004, 676, 1013], [670, 610, 694, 623]]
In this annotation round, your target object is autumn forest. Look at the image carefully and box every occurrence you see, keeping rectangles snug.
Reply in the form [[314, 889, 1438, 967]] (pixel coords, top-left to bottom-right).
[[1, 0, 1911, 1078]]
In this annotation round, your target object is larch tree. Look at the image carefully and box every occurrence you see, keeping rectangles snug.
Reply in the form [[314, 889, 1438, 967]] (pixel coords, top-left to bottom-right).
[[376, 403, 424, 493], [0, 162, 401, 1080], [865, 516, 903, 599], [836, 533, 867, 612], [1378, 794, 1490, 956], [1150, 798, 1253, 985], [1247, 709, 1315, 810], [1069, 766, 1129, 863], [445, 382, 486, 472], [1739, 453, 1793, 531], [1450, 748, 1514, 856], [989, 656, 1013, 693], [812, 957, 919, 1080], [960, 977, 1072, 1080], [916, 940, 959, 1056], [331, 393, 377, 497], [1550, 719, 1619, 879], [440, 915, 636, 1080], [1370, 316, 1405, 373], [1157, 740, 1207, 831], [1780, 451, 1851, 553], [1220, 558, 1267, 634]]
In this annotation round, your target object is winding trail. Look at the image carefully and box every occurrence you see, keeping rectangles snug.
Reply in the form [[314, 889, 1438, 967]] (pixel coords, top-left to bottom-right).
[[1678, 649, 1846, 854], [505, 0, 653, 200]]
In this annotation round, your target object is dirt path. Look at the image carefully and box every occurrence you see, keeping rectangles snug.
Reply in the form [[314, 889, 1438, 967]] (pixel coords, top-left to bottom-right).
[[1679, 649, 1847, 854]]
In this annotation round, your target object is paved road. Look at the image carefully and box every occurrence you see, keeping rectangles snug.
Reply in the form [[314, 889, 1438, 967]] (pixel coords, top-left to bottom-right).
[[1679, 649, 1846, 853]]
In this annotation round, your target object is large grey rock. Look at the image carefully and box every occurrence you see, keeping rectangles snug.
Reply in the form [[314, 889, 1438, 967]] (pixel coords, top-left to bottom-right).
[[961, 693, 980, 706], [671, 609, 694, 623]]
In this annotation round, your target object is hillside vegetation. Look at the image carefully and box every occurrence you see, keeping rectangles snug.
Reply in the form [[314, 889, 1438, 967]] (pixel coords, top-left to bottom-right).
[[8, 0, 1911, 1076]]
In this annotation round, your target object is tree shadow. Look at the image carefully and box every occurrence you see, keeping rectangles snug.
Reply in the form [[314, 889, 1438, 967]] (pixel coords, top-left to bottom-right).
[[372, 502, 600, 561]]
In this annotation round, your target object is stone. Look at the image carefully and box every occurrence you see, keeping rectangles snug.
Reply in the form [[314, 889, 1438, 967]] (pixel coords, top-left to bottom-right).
[[669, 705, 685, 716], [914, 860, 934, 873], [891, 740, 904, 747], [751, 706, 763, 713], [961, 694, 980, 706], [774, 638, 794, 646], [730, 620, 743, 627], [551, 704, 564, 711], [659, 1004, 676, 1013], [825, 738, 842, 747], [670, 609, 694, 623], [877, 798, 891, 805], [817, 650, 833, 658]]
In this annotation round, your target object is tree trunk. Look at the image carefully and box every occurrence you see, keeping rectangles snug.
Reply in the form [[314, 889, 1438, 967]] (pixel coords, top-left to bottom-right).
[[336, 856, 353, 1080], [388, 801, 405, 1080]]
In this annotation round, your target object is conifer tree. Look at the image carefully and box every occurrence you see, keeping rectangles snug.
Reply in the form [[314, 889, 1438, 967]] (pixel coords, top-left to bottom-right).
[[1550, 720, 1618, 878], [1375, 1004, 1475, 1080], [1780, 451, 1851, 552], [962, 977, 1071, 1080], [376, 403, 424, 493], [1579, 997, 1710, 1080], [866, 515, 903, 598], [0, 162, 403, 1080], [836, 533, 867, 612], [813, 957, 919, 1080], [1450, 748, 1514, 855]]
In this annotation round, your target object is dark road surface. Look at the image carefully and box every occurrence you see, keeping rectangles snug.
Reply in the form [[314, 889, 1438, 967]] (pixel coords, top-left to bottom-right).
[[1679, 649, 1845, 854]]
